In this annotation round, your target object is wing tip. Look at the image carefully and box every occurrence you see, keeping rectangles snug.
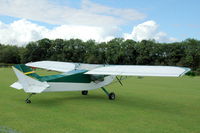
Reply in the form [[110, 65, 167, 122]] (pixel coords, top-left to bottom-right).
[[178, 67, 191, 77]]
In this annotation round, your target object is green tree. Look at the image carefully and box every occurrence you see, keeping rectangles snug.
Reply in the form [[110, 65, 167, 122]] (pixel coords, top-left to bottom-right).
[[0, 45, 20, 64]]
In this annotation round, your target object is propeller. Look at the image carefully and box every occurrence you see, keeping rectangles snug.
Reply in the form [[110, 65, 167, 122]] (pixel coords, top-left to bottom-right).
[[116, 76, 123, 86]]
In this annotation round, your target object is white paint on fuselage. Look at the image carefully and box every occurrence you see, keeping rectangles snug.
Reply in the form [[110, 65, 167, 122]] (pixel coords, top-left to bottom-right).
[[44, 75, 116, 92]]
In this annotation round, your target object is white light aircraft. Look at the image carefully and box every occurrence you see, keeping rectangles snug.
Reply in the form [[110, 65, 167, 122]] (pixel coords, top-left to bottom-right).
[[10, 61, 190, 103]]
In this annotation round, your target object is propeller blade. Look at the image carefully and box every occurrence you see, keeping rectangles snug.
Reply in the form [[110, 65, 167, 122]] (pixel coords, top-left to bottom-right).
[[116, 76, 123, 86]]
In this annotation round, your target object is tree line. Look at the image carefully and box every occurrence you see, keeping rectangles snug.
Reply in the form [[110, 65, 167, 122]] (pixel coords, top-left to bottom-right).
[[0, 38, 200, 75]]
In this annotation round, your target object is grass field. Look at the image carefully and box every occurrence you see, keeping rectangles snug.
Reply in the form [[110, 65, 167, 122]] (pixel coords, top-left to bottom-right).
[[0, 67, 200, 133]]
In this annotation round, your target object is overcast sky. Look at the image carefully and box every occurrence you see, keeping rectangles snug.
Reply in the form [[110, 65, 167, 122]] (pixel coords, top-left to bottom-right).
[[0, 0, 199, 45]]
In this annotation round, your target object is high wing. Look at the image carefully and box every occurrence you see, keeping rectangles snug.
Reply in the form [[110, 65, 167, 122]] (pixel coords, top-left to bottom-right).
[[26, 61, 190, 77], [85, 65, 191, 77], [26, 61, 76, 72], [26, 61, 104, 72]]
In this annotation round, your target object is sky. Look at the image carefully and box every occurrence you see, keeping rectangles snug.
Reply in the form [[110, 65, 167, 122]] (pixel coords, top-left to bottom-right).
[[0, 0, 199, 46]]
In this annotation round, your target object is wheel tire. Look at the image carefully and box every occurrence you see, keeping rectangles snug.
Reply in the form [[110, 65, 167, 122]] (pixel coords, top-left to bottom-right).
[[108, 92, 115, 100], [82, 90, 88, 95], [25, 99, 31, 104]]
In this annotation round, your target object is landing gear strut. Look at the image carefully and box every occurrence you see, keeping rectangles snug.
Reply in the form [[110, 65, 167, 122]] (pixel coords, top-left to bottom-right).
[[25, 93, 35, 104], [82, 90, 88, 95], [101, 87, 115, 100]]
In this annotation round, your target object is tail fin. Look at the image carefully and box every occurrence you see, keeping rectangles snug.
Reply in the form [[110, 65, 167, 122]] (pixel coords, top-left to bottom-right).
[[11, 64, 49, 93], [13, 64, 41, 79]]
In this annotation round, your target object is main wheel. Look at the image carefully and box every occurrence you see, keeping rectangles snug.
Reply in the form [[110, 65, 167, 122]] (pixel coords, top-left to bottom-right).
[[108, 92, 115, 100], [82, 90, 88, 95], [25, 99, 31, 104]]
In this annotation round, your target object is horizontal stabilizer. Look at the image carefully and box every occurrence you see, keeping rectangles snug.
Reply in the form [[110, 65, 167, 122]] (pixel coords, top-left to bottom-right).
[[10, 82, 23, 90], [85, 65, 191, 77], [12, 67, 49, 93]]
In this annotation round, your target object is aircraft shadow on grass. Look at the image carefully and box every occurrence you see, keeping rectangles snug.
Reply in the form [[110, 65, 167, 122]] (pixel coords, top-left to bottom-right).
[[16, 92, 186, 116]]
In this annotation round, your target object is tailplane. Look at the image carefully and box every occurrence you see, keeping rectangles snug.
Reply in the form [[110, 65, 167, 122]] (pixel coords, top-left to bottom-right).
[[10, 64, 49, 93]]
